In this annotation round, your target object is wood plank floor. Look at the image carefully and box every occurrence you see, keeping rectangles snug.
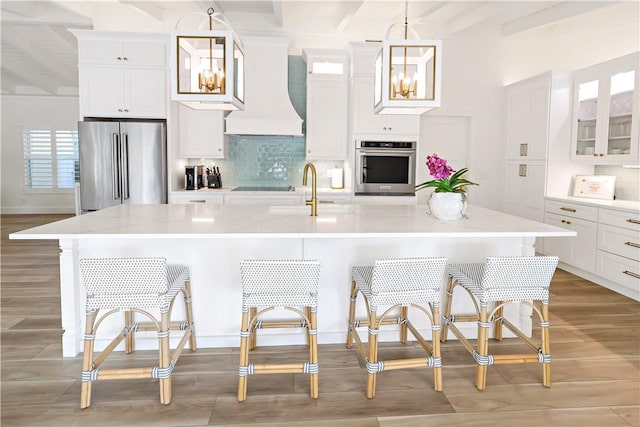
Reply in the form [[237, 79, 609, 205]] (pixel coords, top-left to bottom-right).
[[1, 214, 639, 426]]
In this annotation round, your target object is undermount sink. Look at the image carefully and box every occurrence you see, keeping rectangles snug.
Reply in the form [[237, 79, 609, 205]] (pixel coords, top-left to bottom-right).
[[269, 204, 354, 215]]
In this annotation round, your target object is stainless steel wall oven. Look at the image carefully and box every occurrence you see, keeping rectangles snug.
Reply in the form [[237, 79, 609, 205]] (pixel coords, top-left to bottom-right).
[[355, 140, 416, 195]]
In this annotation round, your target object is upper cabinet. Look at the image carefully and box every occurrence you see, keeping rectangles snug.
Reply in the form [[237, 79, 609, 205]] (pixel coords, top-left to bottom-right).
[[505, 76, 551, 161], [304, 49, 349, 160], [571, 52, 640, 164], [74, 31, 168, 119], [351, 75, 420, 136], [348, 43, 420, 138], [177, 104, 226, 159]]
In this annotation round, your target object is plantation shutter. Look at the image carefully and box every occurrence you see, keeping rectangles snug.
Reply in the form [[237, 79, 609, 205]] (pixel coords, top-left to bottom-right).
[[23, 129, 79, 189]]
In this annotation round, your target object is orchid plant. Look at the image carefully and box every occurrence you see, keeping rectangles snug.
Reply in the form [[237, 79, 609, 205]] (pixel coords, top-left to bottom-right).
[[415, 154, 478, 193]]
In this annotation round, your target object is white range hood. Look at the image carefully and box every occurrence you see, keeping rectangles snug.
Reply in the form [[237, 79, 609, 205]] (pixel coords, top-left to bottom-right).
[[225, 36, 303, 136]]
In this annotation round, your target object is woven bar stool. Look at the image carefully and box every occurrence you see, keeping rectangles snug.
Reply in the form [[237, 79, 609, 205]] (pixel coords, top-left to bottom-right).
[[441, 256, 559, 390], [346, 257, 448, 398], [237, 259, 320, 402], [78, 257, 196, 408]]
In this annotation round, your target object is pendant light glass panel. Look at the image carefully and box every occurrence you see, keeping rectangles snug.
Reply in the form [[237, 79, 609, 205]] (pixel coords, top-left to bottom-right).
[[233, 41, 245, 103], [176, 35, 226, 94]]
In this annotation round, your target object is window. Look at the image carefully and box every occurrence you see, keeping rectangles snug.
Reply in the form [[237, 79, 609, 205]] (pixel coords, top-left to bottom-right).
[[23, 129, 79, 189]]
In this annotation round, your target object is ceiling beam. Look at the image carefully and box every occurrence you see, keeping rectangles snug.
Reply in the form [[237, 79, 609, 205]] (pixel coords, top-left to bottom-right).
[[47, 25, 79, 50], [2, 26, 77, 86], [502, 1, 616, 36], [41, 0, 95, 23], [446, 2, 503, 35], [1, 72, 20, 94], [119, 0, 164, 21], [1, 58, 60, 94], [271, 1, 283, 28], [337, 0, 365, 31]]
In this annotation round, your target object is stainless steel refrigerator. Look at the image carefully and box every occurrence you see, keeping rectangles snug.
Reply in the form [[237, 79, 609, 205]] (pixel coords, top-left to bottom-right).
[[78, 120, 167, 211]]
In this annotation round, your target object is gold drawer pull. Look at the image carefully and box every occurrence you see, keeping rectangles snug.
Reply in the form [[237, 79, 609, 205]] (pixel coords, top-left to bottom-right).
[[625, 241, 640, 249], [623, 270, 640, 279], [560, 207, 576, 212], [626, 219, 640, 225], [561, 219, 572, 225]]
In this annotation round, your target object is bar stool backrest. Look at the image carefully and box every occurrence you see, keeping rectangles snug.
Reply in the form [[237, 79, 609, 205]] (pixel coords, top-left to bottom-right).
[[481, 256, 559, 290], [79, 257, 169, 298], [371, 257, 447, 294], [240, 259, 320, 296]]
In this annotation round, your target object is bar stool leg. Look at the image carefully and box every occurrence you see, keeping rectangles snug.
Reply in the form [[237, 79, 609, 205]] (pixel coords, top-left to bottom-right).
[[366, 308, 379, 399], [158, 310, 172, 405], [431, 304, 443, 392], [183, 281, 197, 351], [305, 306, 312, 347], [124, 310, 134, 353], [346, 280, 358, 349], [80, 310, 97, 409], [249, 307, 258, 350], [309, 306, 319, 398], [237, 308, 250, 402], [541, 301, 551, 388], [441, 277, 455, 343], [475, 305, 490, 390], [400, 306, 408, 343], [493, 301, 504, 341]]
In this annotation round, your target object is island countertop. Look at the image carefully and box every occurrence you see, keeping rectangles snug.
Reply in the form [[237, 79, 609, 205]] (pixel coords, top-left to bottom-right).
[[10, 203, 575, 240]]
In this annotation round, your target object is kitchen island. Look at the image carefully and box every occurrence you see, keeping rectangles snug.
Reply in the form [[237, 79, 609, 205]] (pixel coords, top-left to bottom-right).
[[10, 203, 575, 357]]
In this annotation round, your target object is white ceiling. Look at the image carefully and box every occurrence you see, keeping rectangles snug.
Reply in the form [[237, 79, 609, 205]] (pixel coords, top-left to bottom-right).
[[0, 0, 624, 96]]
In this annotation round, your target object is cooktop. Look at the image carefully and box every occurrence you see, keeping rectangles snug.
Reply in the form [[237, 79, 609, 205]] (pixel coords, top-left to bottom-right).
[[232, 186, 295, 192]]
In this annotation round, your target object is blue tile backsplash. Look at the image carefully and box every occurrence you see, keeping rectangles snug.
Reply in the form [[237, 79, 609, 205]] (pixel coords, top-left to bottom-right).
[[189, 55, 342, 188]]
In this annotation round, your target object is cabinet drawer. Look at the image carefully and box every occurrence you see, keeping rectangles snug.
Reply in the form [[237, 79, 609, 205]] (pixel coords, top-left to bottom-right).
[[171, 194, 224, 204], [598, 224, 640, 261], [545, 200, 598, 221], [596, 250, 640, 290], [598, 208, 640, 232]]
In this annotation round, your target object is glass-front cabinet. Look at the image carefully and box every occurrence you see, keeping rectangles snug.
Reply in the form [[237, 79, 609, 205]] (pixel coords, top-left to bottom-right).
[[571, 52, 639, 164]]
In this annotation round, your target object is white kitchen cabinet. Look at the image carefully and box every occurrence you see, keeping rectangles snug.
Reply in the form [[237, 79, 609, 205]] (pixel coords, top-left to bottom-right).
[[78, 38, 166, 67], [544, 212, 597, 273], [351, 76, 420, 137], [304, 49, 349, 160], [502, 72, 574, 221], [223, 194, 304, 205], [170, 193, 224, 204], [595, 207, 640, 298], [543, 198, 640, 301], [80, 67, 166, 118], [74, 31, 168, 119], [178, 104, 225, 158], [316, 192, 352, 204], [503, 161, 546, 222], [505, 76, 550, 160], [570, 52, 639, 164]]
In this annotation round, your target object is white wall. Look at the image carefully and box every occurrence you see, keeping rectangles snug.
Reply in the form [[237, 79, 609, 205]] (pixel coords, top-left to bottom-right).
[[1, 96, 79, 214], [418, 36, 505, 210], [503, 3, 640, 84]]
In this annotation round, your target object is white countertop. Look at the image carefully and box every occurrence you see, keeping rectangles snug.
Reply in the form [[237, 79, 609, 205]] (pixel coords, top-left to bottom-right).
[[546, 196, 640, 213], [11, 203, 574, 240]]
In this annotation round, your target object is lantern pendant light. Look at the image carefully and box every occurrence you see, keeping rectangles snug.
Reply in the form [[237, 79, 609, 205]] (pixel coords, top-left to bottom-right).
[[374, 1, 442, 115], [171, 6, 245, 110]]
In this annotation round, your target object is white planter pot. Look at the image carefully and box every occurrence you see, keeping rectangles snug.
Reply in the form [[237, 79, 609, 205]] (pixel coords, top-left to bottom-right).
[[428, 192, 467, 220]]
